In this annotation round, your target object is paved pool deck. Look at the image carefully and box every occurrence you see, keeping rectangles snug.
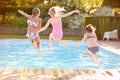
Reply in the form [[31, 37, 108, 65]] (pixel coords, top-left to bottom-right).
[[98, 40, 120, 55], [0, 68, 120, 80]]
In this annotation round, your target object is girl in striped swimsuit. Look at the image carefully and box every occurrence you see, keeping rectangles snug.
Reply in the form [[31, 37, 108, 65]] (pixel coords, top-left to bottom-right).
[[39, 6, 80, 48], [18, 8, 42, 57]]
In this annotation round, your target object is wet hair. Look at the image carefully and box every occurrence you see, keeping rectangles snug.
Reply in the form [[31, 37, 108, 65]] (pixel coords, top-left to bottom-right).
[[85, 24, 96, 33], [32, 7, 40, 16], [48, 6, 66, 17]]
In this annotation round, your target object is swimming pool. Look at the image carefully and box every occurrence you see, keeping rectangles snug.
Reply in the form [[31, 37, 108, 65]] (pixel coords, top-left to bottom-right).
[[0, 39, 120, 69]]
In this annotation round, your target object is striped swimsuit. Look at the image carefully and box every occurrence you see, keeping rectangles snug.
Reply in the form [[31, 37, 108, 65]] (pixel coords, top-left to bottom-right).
[[26, 20, 39, 39]]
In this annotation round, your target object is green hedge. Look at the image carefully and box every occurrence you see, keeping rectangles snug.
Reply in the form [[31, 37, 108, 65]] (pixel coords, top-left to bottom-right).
[[0, 6, 70, 28], [84, 16, 120, 40], [0, 6, 51, 28]]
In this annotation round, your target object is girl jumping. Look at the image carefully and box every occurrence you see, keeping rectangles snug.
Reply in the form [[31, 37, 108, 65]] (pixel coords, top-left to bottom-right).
[[77, 24, 100, 64], [39, 6, 80, 48], [18, 8, 42, 57]]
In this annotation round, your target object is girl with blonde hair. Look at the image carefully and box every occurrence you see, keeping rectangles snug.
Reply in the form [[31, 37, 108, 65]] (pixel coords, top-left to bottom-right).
[[39, 6, 80, 48]]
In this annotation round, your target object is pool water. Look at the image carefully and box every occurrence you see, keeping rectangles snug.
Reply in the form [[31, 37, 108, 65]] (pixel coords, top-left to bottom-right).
[[0, 39, 120, 69]]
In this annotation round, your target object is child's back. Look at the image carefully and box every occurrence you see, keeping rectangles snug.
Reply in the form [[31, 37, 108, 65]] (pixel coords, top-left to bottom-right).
[[85, 32, 98, 47]]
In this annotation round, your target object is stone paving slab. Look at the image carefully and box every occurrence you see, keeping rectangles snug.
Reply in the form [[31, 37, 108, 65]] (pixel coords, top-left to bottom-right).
[[0, 68, 120, 80], [98, 41, 120, 55]]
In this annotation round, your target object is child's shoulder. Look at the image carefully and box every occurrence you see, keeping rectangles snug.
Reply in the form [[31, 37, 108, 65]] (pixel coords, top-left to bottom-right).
[[47, 18, 53, 22], [37, 18, 42, 23], [49, 17, 53, 20], [38, 18, 42, 21]]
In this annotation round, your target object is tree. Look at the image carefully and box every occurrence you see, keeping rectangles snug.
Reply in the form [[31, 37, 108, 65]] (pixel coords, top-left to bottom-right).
[[0, 0, 44, 7], [0, 0, 16, 7], [49, 0, 104, 12], [72, 0, 104, 12], [102, 0, 120, 15], [102, 0, 120, 8]]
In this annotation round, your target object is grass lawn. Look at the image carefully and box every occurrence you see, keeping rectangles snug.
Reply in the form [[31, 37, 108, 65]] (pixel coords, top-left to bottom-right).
[[0, 34, 82, 40]]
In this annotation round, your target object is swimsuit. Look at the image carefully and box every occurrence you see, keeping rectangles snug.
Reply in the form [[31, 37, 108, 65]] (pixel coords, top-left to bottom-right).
[[86, 36, 96, 39], [87, 35, 99, 53], [26, 20, 39, 39], [26, 33, 39, 39], [51, 20, 63, 40], [27, 20, 39, 27], [88, 46, 99, 53]]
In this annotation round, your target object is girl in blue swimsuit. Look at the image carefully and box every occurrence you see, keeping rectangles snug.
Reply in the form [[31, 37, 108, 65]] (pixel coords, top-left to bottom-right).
[[18, 8, 42, 57], [77, 24, 100, 65]]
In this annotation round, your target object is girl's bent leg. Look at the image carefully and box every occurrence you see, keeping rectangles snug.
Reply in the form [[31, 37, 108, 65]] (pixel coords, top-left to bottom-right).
[[59, 40, 66, 48], [30, 39, 37, 49], [48, 34, 53, 49], [35, 37, 41, 57], [93, 53, 100, 65], [86, 53, 93, 61], [86, 50, 95, 63]]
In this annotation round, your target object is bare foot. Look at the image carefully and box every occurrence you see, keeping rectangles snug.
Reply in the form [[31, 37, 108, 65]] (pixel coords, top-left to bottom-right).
[[59, 40, 67, 48], [95, 61, 100, 65], [48, 44, 52, 49], [38, 52, 41, 57], [63, 44, 67, 48]]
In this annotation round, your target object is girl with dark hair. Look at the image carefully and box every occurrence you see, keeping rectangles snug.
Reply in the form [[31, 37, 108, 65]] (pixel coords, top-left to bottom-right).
[[77, 24, 100, 65], [18, 8, 42, 57]]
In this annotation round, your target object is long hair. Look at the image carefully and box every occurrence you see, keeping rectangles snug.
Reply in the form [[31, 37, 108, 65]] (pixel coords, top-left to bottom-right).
[[32, 7, 40, 16], [48, 6, 66, 17]]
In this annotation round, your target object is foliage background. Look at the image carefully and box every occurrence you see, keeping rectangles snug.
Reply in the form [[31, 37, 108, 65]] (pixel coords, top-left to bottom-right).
[[0, 0, 120, 40]]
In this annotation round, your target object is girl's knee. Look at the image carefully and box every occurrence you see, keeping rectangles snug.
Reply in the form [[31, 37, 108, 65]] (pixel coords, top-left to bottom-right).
[[36, 42, 40, 48], [31, 39, 34, 43]]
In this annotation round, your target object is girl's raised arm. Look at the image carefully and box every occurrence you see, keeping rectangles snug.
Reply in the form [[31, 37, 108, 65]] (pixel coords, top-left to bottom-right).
[[18, 10, 31, 19], [60, 10, 80, 18]]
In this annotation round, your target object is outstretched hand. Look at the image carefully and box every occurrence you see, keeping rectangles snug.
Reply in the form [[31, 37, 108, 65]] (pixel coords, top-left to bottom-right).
[[18, 10, 22, 13]]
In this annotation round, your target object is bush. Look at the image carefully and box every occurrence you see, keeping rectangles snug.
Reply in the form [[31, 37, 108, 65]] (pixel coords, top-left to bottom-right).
[[12, 16, 27, 28], [93, 6, 114, 16], [3, 12, 15, 24], [3, 12, 27, 28], [66, 13, 88, 29]]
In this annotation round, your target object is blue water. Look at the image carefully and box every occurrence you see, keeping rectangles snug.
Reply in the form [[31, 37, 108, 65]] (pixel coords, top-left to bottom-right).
[[0, 39, 120, 69]]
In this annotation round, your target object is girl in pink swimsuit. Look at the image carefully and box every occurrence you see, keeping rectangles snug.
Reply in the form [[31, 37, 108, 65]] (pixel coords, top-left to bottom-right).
[[39, 6, 80, 48], [18, 8, 42, 57]]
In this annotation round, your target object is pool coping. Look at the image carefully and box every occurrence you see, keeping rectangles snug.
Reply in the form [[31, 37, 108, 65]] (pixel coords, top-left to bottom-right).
[[98, 41, 120, 56]]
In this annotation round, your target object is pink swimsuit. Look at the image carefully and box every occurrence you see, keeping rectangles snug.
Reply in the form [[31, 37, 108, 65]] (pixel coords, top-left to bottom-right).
[[51, 21, 63, 40]]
